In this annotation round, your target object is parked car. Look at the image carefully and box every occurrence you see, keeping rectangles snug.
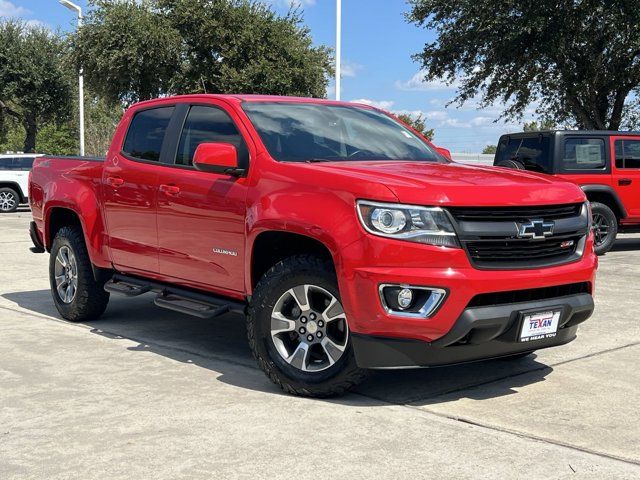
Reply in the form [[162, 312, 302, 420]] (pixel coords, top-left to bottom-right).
[[493, 130, 640, 254], [0, 153, 44, 213], [28, 95, 597, 397]]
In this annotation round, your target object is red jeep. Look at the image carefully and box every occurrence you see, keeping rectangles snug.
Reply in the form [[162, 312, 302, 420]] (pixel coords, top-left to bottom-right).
[[494, 130, 640, 254], [29, 96, 597, 396]]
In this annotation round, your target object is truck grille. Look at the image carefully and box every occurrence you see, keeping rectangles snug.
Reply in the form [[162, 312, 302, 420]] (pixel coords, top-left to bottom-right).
[[448, 204, 588, 269], [450, 203, 582, 222]]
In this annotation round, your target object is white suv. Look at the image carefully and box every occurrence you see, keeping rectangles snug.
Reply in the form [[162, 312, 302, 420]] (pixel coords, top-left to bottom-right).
[[0, 153, 44, 213]]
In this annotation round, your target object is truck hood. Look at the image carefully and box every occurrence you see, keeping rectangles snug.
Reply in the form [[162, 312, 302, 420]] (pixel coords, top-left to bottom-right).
[[309, 161, 586, 206]]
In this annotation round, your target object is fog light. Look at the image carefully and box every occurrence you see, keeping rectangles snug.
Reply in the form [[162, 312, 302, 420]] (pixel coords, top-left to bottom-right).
[[397, 288, 413, 309]]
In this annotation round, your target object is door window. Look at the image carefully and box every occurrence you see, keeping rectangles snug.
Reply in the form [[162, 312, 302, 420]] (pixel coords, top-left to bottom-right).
[[562, 138, 606, 170], [175, 106, 249, 167], [615, 139, 640, 169], [122, 107, 174, 161], [495, 135, 552, 173]]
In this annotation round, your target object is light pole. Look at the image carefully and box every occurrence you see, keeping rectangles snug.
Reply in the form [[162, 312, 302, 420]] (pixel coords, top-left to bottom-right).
[[335, 0, 341, 101], [60, 0, 85, 156]]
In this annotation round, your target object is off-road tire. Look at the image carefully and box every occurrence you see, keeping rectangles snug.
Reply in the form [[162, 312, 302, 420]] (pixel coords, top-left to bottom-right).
[[247, 255, 368, 397], [50, 225, 110, 321], [590, 202, 618, 255]]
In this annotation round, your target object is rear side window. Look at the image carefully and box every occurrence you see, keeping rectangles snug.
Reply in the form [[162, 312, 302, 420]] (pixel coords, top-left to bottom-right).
[[122, 107, 174, 161], [562, 138, 606, 170], [0, 157, 15, 169], [615, 139, 640, 169], [496, 135, 552, 173], [175, 105, 249, 167]]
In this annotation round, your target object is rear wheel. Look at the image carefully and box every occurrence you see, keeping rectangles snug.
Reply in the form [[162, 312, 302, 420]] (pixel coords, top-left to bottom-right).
[[247, 255, 367, 397], [0, 187, 19, 213], [590, 202, 618, 255], [50, 225, 110, 321]]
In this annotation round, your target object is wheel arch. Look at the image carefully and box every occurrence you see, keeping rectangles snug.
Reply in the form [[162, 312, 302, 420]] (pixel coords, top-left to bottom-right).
[[248, 228, 339, 293], [580, 184, 627, 220], [0, 181, 26, 202]]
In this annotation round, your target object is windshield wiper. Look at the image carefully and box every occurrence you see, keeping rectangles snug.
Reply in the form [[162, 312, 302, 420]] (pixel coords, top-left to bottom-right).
[[304, 158, 335, 163]]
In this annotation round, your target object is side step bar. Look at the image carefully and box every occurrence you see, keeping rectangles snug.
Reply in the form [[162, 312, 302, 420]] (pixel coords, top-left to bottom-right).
[[104, 274, 245, 319]]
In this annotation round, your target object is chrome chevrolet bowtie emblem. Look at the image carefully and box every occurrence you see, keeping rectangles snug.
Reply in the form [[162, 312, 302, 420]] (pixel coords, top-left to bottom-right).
[[517, 219, 554, 239]]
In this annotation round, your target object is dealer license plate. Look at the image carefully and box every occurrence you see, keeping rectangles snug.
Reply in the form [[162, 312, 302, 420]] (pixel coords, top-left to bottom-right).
[[520, 310, 561, 342]]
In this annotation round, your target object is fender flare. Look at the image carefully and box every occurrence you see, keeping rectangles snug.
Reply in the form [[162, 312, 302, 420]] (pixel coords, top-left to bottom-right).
[[580, 184, 627, 219], [0, 181, 26, 202]]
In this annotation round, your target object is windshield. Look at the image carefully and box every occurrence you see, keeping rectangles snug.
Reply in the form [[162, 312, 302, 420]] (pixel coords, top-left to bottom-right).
[[242, 102, 442, 163]]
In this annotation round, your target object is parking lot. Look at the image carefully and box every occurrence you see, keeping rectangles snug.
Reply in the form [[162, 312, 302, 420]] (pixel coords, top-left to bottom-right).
[[1, 210, 639, 479]]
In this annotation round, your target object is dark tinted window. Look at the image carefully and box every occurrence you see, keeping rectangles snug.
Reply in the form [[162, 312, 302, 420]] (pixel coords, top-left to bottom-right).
[[496, 135, 552, 173], [615, 139, 640, 169], [562, 138, 606, 170], [242, 103, 441, 163], [0, 157, 35, 170], [0, 157, 14, 169], [175, 106, 248, 167], [123, 107, 174, 161]]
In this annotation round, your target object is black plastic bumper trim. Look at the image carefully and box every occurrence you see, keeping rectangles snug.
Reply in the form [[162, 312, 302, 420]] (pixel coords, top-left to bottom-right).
[[29, 221, 45, 253], [352, 293, 594, 369]]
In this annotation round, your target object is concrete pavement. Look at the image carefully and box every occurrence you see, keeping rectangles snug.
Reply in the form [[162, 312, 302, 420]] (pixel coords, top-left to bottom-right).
[[1, 211, 639, 479]]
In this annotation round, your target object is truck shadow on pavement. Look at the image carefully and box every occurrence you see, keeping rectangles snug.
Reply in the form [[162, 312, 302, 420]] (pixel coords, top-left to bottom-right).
[[3, 289, 553, 406], [610, 235, 640, 252]]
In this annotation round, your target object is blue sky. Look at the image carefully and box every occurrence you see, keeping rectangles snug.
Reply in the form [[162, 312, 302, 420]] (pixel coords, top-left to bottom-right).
[[1, 0, 531, 152]]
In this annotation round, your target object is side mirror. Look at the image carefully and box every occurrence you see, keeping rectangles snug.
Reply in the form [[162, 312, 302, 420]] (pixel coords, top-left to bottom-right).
[[435, 146, 452, 161], [193, 143, 243, 175]]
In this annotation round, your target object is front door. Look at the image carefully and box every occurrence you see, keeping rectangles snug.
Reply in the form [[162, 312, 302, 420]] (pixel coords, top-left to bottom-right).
[[612, 136, 640, 219], [156, 103, 250, 294], [102, 106, 175, 273]]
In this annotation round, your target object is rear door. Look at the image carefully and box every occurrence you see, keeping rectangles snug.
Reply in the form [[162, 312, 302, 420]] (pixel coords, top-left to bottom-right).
[[156, 101, 251, 294], [102, 106, 174, 274], [612, 136, 640, 219]]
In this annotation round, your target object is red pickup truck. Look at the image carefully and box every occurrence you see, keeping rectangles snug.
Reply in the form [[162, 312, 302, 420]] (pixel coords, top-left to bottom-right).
[[29, 95, 597, 397]]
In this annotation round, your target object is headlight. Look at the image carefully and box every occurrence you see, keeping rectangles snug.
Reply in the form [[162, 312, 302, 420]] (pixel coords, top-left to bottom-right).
[[357, 200, 459, 247]]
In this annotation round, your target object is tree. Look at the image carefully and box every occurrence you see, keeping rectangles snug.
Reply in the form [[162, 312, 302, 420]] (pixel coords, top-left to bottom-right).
[[523, 120, 556, 132], [73, 0, 332, 104], [407, 1, 640, 130], [72, 1, 181, 105], [397, 113, 434, 140], [0, 20, 73, 152], [482, 145, 497, 154]]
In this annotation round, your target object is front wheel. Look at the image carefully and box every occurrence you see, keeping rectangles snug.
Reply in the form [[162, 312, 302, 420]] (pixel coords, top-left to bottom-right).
[[247, 255, 367, 397], [590, 202, 618, 255]]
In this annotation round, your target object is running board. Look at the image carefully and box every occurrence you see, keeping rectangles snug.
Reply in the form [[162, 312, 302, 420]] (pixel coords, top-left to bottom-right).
[[104, 279, 151, 297], [104, 274, 245, 319], [154, 294, 231, 319]]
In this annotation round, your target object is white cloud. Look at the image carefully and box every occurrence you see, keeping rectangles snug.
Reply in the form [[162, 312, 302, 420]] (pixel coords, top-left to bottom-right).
[[395, 70, 460, 92], [0, 0, 29, 17], [350, 98, 395, 110], [470, 116, 494, 127], [341, 60, 362, 78]]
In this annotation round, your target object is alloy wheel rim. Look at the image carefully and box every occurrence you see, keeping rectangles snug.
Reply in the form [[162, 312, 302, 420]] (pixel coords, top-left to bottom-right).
[[54, 246, 78, 304], [592, 213, 610, 246], [0, 191, 16, 211], [270, 284, 349, 372]]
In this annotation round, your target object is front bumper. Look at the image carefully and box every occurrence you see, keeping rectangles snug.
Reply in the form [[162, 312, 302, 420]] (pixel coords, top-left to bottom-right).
[[352, 292, 594, 368]]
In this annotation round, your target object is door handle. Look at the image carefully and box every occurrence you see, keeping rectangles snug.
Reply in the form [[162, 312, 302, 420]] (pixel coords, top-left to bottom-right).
[[618, 178, 632, 186], [159, 184, 180, 196], [106, 176, 124, 187]]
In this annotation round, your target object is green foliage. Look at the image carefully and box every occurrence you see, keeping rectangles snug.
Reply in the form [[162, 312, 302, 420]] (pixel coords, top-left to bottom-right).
[[397, 112, 434, 140], [36, 123, 78, 155], [73, 0, 332, 104], [84, 96, 124, 156], [482, 144, 497, 155], [72, 1, 181, 105], [523, 120, 557, 132], [407, 1, 640, 130], [0, 20, 73, 152]]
